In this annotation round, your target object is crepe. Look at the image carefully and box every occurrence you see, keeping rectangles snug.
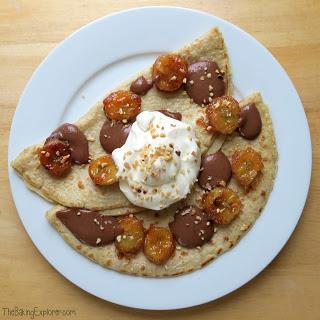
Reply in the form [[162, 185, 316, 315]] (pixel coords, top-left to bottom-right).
[[12, 28, 232, 211], [46, 92, 278, 276]]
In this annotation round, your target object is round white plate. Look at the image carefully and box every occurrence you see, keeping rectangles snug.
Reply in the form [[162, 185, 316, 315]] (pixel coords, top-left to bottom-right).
[[8, 7, 311, 310]]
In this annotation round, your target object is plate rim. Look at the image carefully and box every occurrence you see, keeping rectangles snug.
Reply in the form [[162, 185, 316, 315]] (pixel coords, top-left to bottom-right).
[[8, 6, 312, 310]]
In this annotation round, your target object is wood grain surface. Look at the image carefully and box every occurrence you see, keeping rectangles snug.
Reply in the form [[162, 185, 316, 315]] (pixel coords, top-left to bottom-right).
[[0, 1, 319, 319]]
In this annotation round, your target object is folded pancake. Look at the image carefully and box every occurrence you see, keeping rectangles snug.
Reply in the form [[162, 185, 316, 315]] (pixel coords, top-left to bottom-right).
[[12, 28, 231, 211], [46, 92, 278, 276]]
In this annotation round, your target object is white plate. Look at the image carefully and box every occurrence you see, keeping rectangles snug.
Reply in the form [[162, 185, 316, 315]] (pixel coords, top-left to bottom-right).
[[8, 7, 311, 310]]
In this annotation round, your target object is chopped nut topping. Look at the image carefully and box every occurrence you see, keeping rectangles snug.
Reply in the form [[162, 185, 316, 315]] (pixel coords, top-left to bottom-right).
[[87, 136, 95, 142], [240, 224, 249, 231], [77, 180, 84, 189], [124, 162, 130, 169], [60, 154, 71, 163]]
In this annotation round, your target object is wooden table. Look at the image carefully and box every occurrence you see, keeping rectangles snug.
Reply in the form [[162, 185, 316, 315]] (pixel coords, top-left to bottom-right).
[[0, 1, 319, 319]]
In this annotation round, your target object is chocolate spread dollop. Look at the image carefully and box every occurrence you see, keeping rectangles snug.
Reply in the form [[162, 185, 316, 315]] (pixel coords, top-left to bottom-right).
[[198, 151, 232, 189], [169, 205, 214, 248], [238, 103, 262, 140], [56, 208, 122, 246], [185, 60, 225, 105], [157, 109, 182, 121], [130, 76, 153, 96], [99, 119, 132, 154], [46, 123, 89, 164]]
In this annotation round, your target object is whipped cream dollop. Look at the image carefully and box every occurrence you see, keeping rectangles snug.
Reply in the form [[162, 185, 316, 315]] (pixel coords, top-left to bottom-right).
[[112, 111, 201, 210]]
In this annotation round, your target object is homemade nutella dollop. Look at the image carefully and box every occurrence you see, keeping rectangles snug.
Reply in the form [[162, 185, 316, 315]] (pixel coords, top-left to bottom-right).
[[47, 123, 89, 164], [185, 61, 225, 105], [112, 111, 201, 210], [56, 208, 122, 246], [130, 76, 153, 96], [99, 119, 132, 154], [169, 205, 214, 248], [238, 103, 262, 140], [157, 109, 182, 121], [198, 151, 232, 189]]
